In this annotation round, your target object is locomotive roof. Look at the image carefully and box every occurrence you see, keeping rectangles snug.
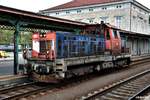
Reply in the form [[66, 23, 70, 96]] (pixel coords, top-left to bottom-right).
[[85, 23, 150, 38], [105, 23, 150, 37]]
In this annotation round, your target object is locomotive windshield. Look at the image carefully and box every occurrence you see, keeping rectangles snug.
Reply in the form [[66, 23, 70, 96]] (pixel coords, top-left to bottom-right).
[[39, 40, 52, 53], [40, 40, 46, 53]]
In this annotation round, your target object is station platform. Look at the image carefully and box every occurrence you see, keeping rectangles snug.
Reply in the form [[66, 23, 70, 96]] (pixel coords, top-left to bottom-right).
[[131, 54, 150, 61], [0, 75, 29, 87], [0, 58, 13, 62]]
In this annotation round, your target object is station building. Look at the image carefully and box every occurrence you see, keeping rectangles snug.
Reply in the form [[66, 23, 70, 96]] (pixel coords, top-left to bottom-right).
[[39, 0, 150, 34]]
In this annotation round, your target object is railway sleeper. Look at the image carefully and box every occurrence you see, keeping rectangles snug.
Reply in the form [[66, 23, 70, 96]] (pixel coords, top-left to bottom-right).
[[105, 92, 128, 99], [111, 90, 133, 96]]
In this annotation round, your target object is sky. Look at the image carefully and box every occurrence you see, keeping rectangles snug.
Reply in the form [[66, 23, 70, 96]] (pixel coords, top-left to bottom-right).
[[0, 0, 149, 12]]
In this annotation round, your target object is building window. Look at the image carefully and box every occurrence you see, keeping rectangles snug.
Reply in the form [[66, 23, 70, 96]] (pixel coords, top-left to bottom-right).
[[116, 5, 122, 8], [66, 11, 70, 14], [87, 18, 94, 24], [56, 12, 59, 15], [77, 9, 81, 13], [100, 17, 108, 23], [115, 16, 122, 28], [102, 7, 107, 10], [133, 16, 136, 19], [89, 8, 94, 11]]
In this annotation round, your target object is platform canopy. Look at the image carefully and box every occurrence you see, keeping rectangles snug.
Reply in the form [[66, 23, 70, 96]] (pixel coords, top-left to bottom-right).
[[0, 5, 86, 32]]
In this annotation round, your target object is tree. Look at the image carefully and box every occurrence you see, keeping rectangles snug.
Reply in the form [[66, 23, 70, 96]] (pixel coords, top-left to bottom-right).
[[20, 32, 32, 46], [0, 30, 14, 44], [0, 30, 32, 45]]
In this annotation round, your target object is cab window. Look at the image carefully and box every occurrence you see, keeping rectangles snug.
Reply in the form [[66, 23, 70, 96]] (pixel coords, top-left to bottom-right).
[[106, 29, 110, 40], [113, 30, 118, 39]]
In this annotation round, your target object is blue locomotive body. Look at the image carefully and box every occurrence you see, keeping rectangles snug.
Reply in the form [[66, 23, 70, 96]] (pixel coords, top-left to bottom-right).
[[56, 32, 105, 58]]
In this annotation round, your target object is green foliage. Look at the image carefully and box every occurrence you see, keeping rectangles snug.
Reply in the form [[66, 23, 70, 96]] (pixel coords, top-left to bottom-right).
[[0, 30, 32, 45], [0, 30, 14, 44], [19, 32, 32, 46]]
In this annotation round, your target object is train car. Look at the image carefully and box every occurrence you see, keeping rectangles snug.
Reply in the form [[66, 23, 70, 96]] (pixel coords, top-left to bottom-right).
[[24, 23, 131, 83]]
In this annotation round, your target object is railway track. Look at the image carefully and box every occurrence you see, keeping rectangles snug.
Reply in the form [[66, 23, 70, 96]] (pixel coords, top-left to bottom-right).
[[0, 82, 55, 100], [131, 57, 150, 66], [0, 81, 31, 91], [0, 77, 90, 100], [80, 70, 150, 100], [0, 58, 149, 100], [129, 85, 150, 100]]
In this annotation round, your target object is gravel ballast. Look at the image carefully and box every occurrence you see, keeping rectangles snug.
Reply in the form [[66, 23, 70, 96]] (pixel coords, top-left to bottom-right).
[[35, 62, 150, 100]]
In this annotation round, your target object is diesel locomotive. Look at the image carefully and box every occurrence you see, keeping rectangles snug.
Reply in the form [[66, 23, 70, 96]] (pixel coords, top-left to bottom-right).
[[24, 23, 132, 83]]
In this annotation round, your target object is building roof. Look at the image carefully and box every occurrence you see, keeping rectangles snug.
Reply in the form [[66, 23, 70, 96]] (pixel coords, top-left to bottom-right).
[[42, 0, 125, 11]]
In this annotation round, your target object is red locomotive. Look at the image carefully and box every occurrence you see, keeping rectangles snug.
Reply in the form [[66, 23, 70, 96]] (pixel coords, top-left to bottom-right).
[[24, 23, 131, 83]]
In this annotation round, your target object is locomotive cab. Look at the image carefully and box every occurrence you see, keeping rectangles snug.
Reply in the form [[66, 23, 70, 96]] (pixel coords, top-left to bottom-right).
[[32, 32, 40, 58], [105, 28, 121, 55], [32, 32, 56, 60]]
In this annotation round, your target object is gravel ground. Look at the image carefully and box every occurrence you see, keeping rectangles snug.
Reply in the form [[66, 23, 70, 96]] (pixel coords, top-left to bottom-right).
[[34, 62, 150, 100]]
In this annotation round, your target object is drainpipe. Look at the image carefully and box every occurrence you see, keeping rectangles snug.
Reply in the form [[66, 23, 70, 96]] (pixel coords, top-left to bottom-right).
[[130, 2, 132, 31]]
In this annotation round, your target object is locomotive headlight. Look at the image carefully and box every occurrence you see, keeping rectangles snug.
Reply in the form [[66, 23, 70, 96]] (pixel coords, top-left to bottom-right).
[[47, 50, 49, 54], [116, 43, 119, 46], [44, 34, 46, 37], [47, 67, 50, 73], [23, 49, 26, 53], [33, 64, 38, 71]]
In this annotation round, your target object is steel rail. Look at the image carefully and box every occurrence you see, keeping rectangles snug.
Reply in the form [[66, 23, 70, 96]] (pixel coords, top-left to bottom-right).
[[80, 69, 150, 100], [128, 84, 150, 100], [0, 82, 47, 100], [0, 57, 150, 100], [0, 82, 35, 94], [1, 84, 54, 100]]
